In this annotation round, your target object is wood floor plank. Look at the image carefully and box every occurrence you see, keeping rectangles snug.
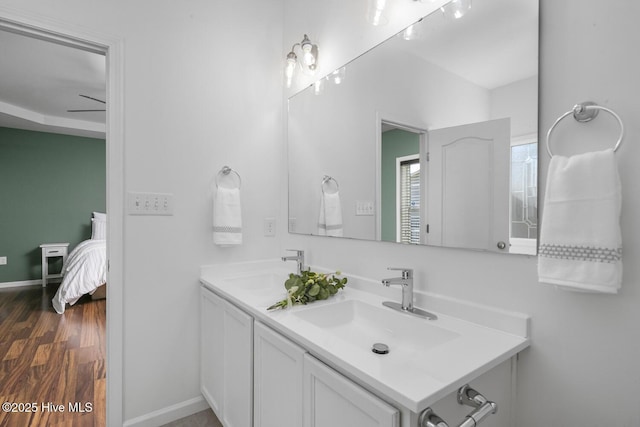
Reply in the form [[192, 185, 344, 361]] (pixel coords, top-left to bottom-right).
[[2, 339, 27, 361], [31, 342, 53, 367], [0, 285, 106, 427]]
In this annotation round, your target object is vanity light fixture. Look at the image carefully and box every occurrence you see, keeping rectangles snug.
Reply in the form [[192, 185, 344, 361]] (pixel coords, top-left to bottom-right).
[[285, 34, 319, 88], [440, 0, 472, 19]]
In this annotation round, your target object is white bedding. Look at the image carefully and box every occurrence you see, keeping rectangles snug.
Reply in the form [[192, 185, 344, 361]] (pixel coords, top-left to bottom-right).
[[52, 239, 106, 314]]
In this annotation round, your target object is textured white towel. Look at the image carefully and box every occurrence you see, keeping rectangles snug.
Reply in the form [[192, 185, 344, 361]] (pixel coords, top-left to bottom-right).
[[318, 191, 343, 237], [538, 149, 622, 293], [213, 187, 242, 246]]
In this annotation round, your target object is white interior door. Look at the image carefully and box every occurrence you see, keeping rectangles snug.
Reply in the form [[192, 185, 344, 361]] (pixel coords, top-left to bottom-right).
[[427, 118, 510, 252]]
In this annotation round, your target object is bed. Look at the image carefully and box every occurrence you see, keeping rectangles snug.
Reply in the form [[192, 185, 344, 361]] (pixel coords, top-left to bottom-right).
[[52, 212, 107, 314]]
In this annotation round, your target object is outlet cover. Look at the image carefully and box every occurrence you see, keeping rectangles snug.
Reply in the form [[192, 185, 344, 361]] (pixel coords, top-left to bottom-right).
[[0, 256, 6, 265], [264, 218, 276, 236]]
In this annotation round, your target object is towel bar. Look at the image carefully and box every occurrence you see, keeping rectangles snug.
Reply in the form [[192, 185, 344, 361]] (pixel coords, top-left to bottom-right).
[[546, 101, 624, 157], [419, 385, 498, 427]]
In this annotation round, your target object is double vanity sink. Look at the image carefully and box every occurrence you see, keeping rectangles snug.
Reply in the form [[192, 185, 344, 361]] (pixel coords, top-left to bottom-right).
[[200, 260, 530, 427]]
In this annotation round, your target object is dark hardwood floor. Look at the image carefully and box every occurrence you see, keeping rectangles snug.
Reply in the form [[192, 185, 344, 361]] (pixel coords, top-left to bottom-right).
[[0, 284, 105, 427]]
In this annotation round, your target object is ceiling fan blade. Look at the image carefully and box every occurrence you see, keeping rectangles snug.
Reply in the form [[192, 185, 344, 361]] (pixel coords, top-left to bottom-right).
[[79, 94, 106, 104], [67, 109, 106, 112]]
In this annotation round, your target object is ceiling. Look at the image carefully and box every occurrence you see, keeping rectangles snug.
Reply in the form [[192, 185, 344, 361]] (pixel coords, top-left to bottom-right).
[[0, 29, 106, 139]]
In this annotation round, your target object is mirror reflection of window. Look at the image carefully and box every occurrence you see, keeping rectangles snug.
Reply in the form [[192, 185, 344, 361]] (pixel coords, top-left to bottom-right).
[[510, 138, 538, 254], [399, 159, 421, 244]]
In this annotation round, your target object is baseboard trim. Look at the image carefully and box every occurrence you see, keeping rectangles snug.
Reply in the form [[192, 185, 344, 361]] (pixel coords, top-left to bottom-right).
[[123, 396, 209, 427], [0, 280, 42, 289]]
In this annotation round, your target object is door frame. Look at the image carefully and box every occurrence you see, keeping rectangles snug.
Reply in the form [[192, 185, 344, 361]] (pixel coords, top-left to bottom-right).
[[0, 8, 125, 425]]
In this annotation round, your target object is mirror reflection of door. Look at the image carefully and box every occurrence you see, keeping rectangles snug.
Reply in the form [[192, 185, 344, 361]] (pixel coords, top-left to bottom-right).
[[428, 118, 510, 251], [380, 123, 425, 244]]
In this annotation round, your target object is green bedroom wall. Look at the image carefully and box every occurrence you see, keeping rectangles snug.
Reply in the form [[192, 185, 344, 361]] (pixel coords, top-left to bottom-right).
[[380, 128, 420, 242], [0, 127, 106, 283]]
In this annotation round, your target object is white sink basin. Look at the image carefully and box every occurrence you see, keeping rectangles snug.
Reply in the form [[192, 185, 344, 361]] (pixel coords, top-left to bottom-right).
[[292, 299, 460, 355], [219, 270, 289, 307]]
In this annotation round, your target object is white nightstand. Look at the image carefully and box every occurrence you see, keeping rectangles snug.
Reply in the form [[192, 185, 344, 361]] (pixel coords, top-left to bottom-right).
[[40, 243, 70, 287]]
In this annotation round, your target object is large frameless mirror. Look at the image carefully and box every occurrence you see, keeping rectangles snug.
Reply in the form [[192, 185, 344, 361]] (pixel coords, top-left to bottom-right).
[[288, 0, 539, 254]]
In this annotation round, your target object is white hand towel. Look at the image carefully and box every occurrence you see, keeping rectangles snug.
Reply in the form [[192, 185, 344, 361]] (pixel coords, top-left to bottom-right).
[[318, 191, 343, 237], [213, 187, 242, 246], [538, 148, 622, 293]]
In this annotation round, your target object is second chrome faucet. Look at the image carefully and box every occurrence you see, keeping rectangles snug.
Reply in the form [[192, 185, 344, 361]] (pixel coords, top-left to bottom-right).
[[382, 267, 437, 320], [282, 249, 305, 275]]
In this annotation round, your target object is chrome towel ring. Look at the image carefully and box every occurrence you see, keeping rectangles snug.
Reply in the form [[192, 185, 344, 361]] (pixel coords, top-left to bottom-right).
[[216, 166, 242, 189], [546, 101, 624, 157], [321, 175, 339, 194]]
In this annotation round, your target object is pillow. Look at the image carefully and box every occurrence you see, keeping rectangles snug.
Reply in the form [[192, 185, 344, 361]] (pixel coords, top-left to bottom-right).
[[91, 218, 106, 240], [92, 212, 107, 221]]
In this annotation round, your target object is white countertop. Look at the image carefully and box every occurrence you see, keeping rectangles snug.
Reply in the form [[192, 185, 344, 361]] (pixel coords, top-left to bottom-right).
[[200, 260, 530, 413]]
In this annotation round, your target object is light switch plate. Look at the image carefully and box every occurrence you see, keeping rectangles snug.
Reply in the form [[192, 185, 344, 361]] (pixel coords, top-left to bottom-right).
[[127, 192, 174, 216], [355, 200, 375, 216]]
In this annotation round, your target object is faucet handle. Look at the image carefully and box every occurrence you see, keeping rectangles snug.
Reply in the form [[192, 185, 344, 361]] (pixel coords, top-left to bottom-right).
[[285, 249, 304, 255], [387, 267, 413, 279]]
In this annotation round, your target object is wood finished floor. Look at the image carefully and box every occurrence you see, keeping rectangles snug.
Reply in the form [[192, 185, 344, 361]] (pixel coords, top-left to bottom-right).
[[0, 284, 105, 427]]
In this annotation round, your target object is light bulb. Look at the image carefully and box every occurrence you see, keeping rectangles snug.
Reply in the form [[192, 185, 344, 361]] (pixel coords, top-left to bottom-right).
[[367, 0, 388, 26], [402, 25, 415, 40], [303, 50, 315, 66], [285, 53, 297, 87], [313, 79, 325, 95], [330, 67, 346, 85], [440, 0, 471, 20]]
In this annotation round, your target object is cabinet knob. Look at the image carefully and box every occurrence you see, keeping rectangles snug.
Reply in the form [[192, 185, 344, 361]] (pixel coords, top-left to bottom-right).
[[497, 241, 506, 250]]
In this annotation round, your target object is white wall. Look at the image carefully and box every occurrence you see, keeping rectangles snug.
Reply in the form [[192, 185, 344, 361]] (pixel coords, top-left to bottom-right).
[[491, 76, 538, 138], [0, 0, 284, 424], [283, 0, 640, 426]]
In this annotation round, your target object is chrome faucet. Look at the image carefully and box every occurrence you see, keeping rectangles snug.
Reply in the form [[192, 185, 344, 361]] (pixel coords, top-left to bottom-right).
[[382, 267, 437, 320], [282, 249, 305, 275], [382, 267, 414, 310]]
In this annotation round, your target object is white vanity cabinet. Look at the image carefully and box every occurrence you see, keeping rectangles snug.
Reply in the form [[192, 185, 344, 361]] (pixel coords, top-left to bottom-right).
[[303, 354, 400, 427], [200, 286, 253, 427], [199, 264, 528, 427], [253, 321, 306, 427]]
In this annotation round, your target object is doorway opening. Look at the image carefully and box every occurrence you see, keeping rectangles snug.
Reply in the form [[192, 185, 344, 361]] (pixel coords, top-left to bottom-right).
[[0, 14, 123, 425]]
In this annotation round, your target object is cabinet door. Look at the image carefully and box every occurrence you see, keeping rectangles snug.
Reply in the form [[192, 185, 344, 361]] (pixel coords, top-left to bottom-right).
[[222, 299, 254, 427], [254, 321, 306, 427], [303, 354, 399, 427], [200, 287, 253, 427], [200, 287, 225, 417]]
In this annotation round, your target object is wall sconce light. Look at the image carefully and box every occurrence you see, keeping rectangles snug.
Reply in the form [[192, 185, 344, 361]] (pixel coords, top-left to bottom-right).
[[285, 34, 319, 88], [440, 0, 472, 19]]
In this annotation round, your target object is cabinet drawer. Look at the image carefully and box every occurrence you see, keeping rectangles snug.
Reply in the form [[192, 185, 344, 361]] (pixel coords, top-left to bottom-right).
[[44, 247, 67, 256]]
